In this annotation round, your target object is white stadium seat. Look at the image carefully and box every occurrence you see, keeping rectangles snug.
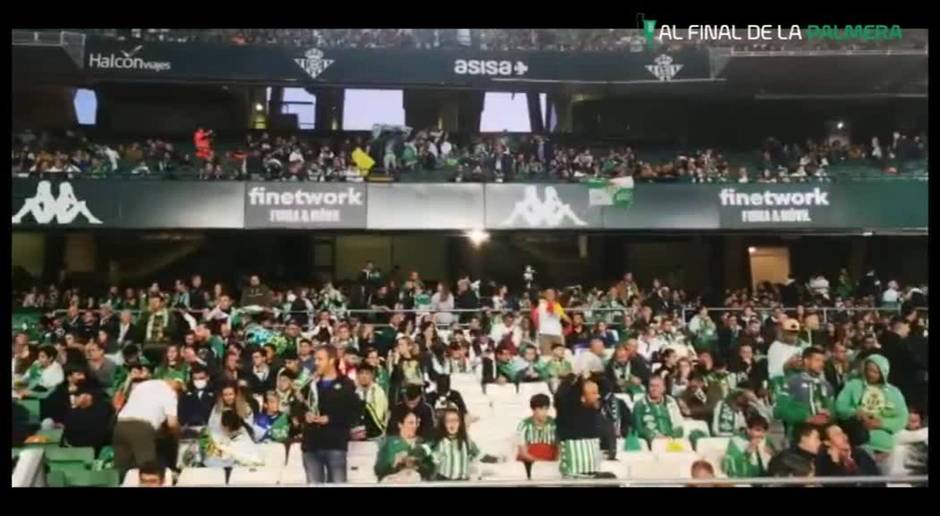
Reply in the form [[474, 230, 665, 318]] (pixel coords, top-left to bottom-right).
[[683, 418, 711, 438], [485, 383, 518, 403], [176, 467, 227, 487], [347, 462, 378, 484], [260, 442, 287, 468], [530, 461, 562, 481], [121, 468, 174, 487], [228, 467, 281, 486], [654, 451, 700, 479], [478, 461, 528, 481], [628, 460, 684, 480], [618, 451, 656, 473], [286, 443, 304, 468], [694, 437, 730, 471], [650, 437, 693, 454], [598, 460, 629, 479], [278, 465, 307, 485], [518, 382, 551, 400], [348, 440, 379, 457]]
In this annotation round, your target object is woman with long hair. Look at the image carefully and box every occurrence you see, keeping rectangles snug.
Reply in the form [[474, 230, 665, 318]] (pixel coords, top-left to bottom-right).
[[429, 408, 480, 481], [155, 344, 190, 384], [374, 411, 434, 483], [207, 382, 255, 438]]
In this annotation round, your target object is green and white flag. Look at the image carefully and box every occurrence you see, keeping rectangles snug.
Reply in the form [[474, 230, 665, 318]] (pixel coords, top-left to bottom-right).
[[587, 177, 635, 207]]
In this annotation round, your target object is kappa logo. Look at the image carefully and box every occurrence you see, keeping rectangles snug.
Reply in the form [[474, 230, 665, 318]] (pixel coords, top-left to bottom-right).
[[501, 186, 588, 227], [12, 181, 102, 225], [645, 54, 683, 81], [294, 48, 334, 80]]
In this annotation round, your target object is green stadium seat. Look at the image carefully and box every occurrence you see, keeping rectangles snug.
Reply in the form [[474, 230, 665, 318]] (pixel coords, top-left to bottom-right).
[[45, 446, 96, 466], [46, 470, 67, 487], [64, 468, 120, 487]]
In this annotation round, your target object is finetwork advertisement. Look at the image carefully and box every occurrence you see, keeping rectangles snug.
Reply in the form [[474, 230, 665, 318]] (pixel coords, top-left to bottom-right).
[[718, 186, 832, 225], [244, 183, 367, 229]]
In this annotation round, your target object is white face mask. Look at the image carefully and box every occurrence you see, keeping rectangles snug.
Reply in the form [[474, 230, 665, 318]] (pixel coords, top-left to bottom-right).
[[193, 379, 208, 390]]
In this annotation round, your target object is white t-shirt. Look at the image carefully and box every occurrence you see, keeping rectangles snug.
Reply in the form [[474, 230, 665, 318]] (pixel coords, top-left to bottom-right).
[[40, 362, 64, 390], [118, 379, 178, 430], [536, 303, 563, 337], [766, 340, 804, 379], [882, 288, 900, 304]]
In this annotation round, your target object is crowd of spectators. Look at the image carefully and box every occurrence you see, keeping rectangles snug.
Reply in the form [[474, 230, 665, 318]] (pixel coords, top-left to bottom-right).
[[12, 261, 928, 483], [11, 128, 927, 184], [75, 28, 929, 53]]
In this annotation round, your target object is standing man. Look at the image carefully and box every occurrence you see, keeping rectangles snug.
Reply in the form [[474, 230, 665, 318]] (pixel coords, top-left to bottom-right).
[[113, 377, 182, 480], [774, 347, 835, 439], [554, 375, 604, 478], [301, 345, 361, 484], [767, 318, 806, 381], [533, 289, 569, 356]]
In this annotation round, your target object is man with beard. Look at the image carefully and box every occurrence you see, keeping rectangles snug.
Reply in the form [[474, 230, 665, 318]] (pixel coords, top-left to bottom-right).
[[554, 375, 605, 478], [774, 347, 835, 438]]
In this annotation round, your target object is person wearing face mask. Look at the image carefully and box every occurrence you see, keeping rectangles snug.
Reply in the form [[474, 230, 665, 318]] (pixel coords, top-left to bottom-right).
[[178, 366, 216, 430]]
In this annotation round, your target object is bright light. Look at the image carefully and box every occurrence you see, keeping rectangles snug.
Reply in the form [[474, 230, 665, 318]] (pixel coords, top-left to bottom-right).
[[836, 121, 844, 130], [255, 103, 265, 112], [465, 229, 490, 246], [748, 246, 757, 254]]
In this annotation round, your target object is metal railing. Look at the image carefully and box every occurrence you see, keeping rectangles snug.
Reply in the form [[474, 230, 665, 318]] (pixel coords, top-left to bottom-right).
[[181, 475, 928, 488], [679, 305, 922, 324]]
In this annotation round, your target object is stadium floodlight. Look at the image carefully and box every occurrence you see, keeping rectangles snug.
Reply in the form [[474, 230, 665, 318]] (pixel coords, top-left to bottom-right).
[[836, 121, 845, 130], [465, 229, 490, 247], [255, 103, 265, 112]]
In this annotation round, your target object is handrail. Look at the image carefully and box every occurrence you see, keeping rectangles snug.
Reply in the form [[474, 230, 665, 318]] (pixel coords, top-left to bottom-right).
[[180, 474, 928, 488]]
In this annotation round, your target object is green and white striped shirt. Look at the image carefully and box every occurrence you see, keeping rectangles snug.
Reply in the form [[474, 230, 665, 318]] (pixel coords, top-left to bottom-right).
[[431, 437, 480, 480], [517, 416, 557, 446], [559, 438, 600, 478]]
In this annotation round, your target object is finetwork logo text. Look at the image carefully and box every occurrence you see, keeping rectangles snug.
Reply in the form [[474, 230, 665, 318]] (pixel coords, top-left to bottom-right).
[[719, 188, 829, 207], [720, 187, 830, 224], [88, 46, 171, 72], [248, 186, 363, 224]]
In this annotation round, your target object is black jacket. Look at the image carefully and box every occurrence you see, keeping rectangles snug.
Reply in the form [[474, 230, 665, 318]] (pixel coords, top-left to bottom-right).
[[815, 446, 881, 477], [301, 376, 361, 452], [781, 281, 801, 307], [246, 367, 276, 397], [554, 377, 603, 441], [427, 389, 467, 416], [388, 400, 436, 441], [730, 357, 768, 392], [879, 331, 917, 399], [178, 387, 217, 428], [481, 357, 514, 385], [63, 396, 115, 453]]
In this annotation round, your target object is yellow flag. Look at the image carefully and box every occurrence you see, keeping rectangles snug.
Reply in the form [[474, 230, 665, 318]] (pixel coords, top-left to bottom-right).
[[352, 148, 375, 172]]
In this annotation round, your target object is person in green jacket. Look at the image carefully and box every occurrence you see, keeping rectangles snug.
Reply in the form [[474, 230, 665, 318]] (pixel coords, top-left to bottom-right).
[[722, 414, 776, 478], [632, 376, 685, 442], [516, 345, 550, 383], [773, 346, 835, 438], [835, 354, 908, 455], [374, 411, 435, 482]]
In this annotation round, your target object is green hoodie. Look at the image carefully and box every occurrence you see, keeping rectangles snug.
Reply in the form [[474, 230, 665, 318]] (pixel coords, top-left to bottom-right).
[[834, 354, 908, 453]]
